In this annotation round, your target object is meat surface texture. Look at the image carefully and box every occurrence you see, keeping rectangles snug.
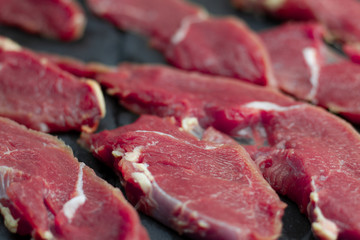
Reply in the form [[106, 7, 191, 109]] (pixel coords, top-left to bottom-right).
[[248, 105, 360, 240], [164, 17, 275, 86], [94, 63, 297, 137], [260, 22, 360, 124], [0, 117, 149, 240], [92, 63, 360, 239], [0, 37, 105, 133], [86, 0, 275, 86], [231, 0, 360, 45], [260, 22, 325, 100], [80, 115, 286, 240], [0, 0, 86, 41]]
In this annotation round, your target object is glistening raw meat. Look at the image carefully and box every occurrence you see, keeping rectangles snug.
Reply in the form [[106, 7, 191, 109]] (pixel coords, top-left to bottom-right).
[[91, 63, 360, 239], [86, 0, 275, 86], [80, 115, 286, 240], [0, 0, 86, 41], [231, 0, 360, 45], [0, 37, 105, 133], [260, 22, 360, 124], [0, 117, 149, 240], [259, 22, 326, 100], [164, 17, 275, 86], [93, 63, 297, 138], [315, 61, 360, 124], [245, 103, 360, 240]]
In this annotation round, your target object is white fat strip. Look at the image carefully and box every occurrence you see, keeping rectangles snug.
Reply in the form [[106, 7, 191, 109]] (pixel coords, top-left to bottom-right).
[[171, 11, 208, 45], [0, 167, 21, 233], [73, 11, 86, 29], [131, 172, 152, 194], [303, 47, 320, 102], [0, 204, 19, 233], [181, 117, 204, 139], [244, 101, 302, 111], [264, 0, 286, 10], [123, 146, 143, 162], [0, 166, 16, 199], [3, 147, 18, 156], [135, 130, 203, 148], [123, 151, 154, 194], [38, 123, 50, 133], [309, 178, 339, 240], [0, 37, 21, 51], [62, 163, 86, 222]]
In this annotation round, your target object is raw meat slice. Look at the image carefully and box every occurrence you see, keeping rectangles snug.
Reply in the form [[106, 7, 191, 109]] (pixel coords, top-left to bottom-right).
[[259, 22, 326, 100], [244, 103, 360, 240], [86, 0, 275, 86], [94, 63, 297, 138], [344, 43, 360, 64], [0, 117, 149, 240], [315, 61, 360, 124], [0, 37, 105, 133], [0, 0, 86, 41], [165, 17, 276, 86], [86, 0, 206, 50], [80, 114, 286, 240], [260, 22, 360, 124], [231, 0, 360, 45]]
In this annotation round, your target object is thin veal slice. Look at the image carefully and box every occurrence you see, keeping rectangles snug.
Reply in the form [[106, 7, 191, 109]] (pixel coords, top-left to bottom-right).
[[0, 36, 105, 133], [0, 0, 86, 41], [80, 115, 286, 240], [0, 117, 148, 240], [86, 0, 275, 86]]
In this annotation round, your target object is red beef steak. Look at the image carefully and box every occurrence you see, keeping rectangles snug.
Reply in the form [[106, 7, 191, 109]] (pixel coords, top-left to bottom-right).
[[81, 115, 286, 240]]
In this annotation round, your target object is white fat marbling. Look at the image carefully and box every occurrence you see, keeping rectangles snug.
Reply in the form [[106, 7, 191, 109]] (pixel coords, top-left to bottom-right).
[[136, 130, 179, 140], [309, 178, 339, 240], [264, 0, 286, 10], [244, 101, 302, 111], [112, 149, 124, 158], [38, 123, 50, 133], [0, 37, 21, 51], [181, 117, 204, 139], [131, 172, 152, 194], [0, 204, 19, 233], [303, 47, 320, 102], [0, 166, 15, 199], [62, 163, 86, 222], [135, 130, 200, 147], [42, 230, 55, 240], [124, 146, 143, 162], [171, 12, 207, 45]]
